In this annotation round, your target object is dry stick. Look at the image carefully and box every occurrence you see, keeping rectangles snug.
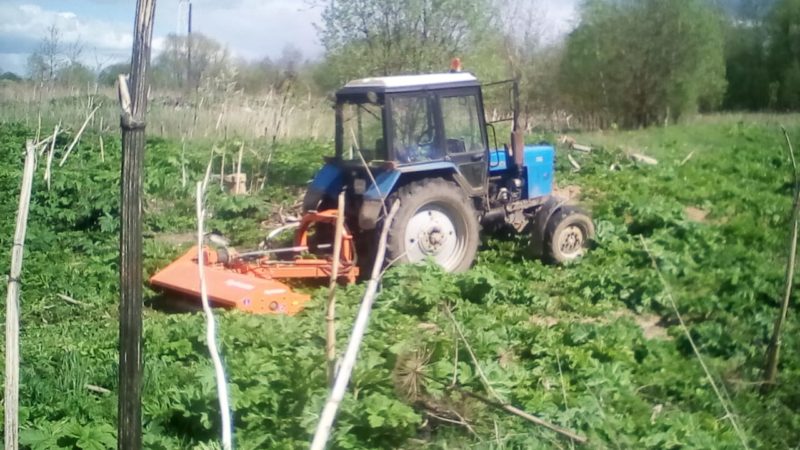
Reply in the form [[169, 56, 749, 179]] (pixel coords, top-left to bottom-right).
[[44, 123, 60, 191], [351, 128, 389, 218], [260, 144, 276, 192], [378, 250, 408, 280], [235, 142, 244, 195], [310, 200, 400, 450], [35, 112, 41, 144], [763, 127, 799, 392], [326, 190, 347, 386], [219, 146, 226, 191], [679, 151, 695, 167], [34, 135, 55, 156], [4, 141, 36, 450], [195, 182, 233, 450], [555, 350, 569, 410], [451, 322, 459, 387], [425, 410, 479, 438], [180, 138, 187, 188], [641, 236, 750, 449], [59, 104, 100, 167], [99, 135, 105, 163], [443, 308, 587, 445], [57, 293, 88, 307], [444, 307, 502, 401], [425, 372, 588, 446], [630, 153, 658, 166], [85, 384, 111, 395], [567, 153, 581, 172], [202, 150, 215, 192], [571, 143, 592, 153]]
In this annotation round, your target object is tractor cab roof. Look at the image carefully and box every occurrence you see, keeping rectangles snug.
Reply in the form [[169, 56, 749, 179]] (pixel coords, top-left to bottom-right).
[[337, 72, 479, 97]]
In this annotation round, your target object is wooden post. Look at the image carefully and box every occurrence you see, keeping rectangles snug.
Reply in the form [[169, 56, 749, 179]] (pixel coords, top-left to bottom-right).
[[764, 127, 799, 392], [187, 1, 193, 91], [118, 2, 156, 449], [326, 191, 346, 385], [4, 141, 36, 450]]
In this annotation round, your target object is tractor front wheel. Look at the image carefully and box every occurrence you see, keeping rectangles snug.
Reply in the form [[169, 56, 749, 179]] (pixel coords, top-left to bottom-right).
[[385, 178, 479, 273], [544, 206, 594, 264]]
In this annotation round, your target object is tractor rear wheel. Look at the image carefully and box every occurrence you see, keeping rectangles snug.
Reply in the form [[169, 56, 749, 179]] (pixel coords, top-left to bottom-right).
[[385, 178, 479, 273], [544, 206, 594, 264]]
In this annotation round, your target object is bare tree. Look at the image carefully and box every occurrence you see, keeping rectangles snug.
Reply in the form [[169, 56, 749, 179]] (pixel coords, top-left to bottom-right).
[[493, 0, 556, 127], [26, 24, 90, 87], [153, 33, 231, 91], [27, 25, 64, 84]]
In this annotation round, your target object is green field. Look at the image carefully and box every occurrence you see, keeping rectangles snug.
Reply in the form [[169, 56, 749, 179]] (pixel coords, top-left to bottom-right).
[[0, 116, 798, 449]]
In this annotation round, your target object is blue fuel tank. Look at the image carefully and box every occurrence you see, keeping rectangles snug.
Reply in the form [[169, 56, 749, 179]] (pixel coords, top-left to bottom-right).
[[523, 145, 554, 199]]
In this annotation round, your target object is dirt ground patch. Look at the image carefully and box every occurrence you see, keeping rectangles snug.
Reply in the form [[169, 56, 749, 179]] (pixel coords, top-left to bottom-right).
[[553, 184, 583, 200], [530, 310, 671, 340], [684, 206, 709, 223]]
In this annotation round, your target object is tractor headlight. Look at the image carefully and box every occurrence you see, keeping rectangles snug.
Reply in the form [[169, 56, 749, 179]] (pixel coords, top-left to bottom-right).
[[354, 178, 367, 195]]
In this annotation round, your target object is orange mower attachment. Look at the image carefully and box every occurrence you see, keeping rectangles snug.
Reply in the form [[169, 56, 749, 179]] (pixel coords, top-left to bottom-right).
[[149, 210, 359, 315]]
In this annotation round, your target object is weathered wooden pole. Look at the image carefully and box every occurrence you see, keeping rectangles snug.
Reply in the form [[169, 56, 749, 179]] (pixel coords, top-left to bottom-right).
[[118, 1, 156, 449], [325, 190, 346, 385], [4, 141, 36, 450], [763, 127, 799, 392]]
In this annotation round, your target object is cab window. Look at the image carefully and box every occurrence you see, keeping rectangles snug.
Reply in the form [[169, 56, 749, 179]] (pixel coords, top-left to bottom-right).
[[441, 95, 483, 154], [390, 95, 442, 163], [340, 101, 385, 162]]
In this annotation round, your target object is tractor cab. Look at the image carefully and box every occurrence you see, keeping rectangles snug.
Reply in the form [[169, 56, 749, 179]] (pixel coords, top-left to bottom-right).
[[334, 73, 489, 190]]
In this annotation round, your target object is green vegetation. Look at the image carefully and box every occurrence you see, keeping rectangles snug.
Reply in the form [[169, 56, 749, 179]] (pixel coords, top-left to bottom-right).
[[561, 0, 727, 127], [316, 0, 497, 87], [0, 116, 798, 448]]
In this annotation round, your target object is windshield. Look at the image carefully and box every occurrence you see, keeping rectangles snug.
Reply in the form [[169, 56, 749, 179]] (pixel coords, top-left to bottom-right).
[[338, 101, 386, 162]]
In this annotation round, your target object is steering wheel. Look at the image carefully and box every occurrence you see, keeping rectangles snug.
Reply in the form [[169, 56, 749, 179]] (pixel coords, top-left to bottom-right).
[[416, 125, 434, 147]]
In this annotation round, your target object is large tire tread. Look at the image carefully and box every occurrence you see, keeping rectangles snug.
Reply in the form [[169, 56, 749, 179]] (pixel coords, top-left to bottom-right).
[[384, 177, 479, 273], [544, 206, 594, 264]]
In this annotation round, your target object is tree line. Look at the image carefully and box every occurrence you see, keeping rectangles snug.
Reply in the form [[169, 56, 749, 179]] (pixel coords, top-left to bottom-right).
[[8, 0, 800, 129]]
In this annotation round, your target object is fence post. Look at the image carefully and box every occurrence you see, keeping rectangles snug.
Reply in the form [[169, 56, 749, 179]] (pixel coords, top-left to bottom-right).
[[4, 141, 36, 450], [118, 1, 157, 449]]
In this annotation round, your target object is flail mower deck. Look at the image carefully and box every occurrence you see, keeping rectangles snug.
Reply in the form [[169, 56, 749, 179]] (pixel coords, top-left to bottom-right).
[[149, 210, 358, 315]]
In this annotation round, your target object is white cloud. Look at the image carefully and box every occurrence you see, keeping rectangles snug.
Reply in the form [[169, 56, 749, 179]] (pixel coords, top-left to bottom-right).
[[0, 2, 140, 72], [0, 0, 579, 75], [180, 0, 323, 61]]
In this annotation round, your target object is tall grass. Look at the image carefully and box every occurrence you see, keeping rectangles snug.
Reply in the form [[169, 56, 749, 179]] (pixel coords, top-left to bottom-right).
[[0, 81, 332, 142], [2, 80, 797, 143]]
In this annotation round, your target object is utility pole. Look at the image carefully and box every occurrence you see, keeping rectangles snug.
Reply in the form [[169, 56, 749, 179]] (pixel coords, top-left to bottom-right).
[[177, 0, 189, 35], [117, 1, 156, 449], [187, 1, 193, 91]]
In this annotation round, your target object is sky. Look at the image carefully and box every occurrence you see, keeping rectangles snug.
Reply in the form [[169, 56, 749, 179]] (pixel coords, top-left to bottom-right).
[[0, 0, 579, 76]]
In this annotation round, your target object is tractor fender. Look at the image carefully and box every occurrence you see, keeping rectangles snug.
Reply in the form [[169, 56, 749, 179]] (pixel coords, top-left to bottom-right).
[[530, 196, 569, 257], [303, 164, 344, 211], [359, 162, 460, 230]]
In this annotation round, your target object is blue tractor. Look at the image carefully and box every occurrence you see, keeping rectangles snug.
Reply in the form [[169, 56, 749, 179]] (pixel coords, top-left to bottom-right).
[[302, 72, 594, 273]]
